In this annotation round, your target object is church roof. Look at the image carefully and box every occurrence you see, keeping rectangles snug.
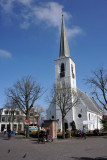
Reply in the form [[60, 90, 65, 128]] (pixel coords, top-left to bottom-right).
[[59, 15, 70, 58], [78, 89, 103, 115]]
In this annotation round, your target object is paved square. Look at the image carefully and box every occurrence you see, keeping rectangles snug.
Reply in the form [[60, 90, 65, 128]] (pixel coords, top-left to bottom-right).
[[0, 134, 107, 160]]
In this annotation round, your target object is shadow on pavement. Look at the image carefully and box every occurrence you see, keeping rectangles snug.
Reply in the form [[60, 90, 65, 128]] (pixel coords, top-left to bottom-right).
[[101, 136, 107, 139], [72, 157, 107, 160]]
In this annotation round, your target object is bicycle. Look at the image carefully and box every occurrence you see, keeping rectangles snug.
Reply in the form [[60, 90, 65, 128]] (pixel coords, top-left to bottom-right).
[[45, 135, 53, 142]]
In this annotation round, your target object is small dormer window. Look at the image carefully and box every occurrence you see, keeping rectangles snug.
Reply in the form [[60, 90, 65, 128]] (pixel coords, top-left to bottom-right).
[[60, 63, 65, 77]]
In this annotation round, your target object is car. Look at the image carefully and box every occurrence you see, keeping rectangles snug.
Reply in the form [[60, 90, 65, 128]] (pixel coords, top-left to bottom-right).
[[29, 126, 41, 131]]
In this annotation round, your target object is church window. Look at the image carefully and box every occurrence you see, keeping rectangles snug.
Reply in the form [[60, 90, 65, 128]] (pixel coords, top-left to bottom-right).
[[78, 114, 82, 118], [71, 64, 75, 79], [61, 63, 65, 72], [89, 113, 90, 120], [52, 115, 54, 119], [60, 63, 65, 77]]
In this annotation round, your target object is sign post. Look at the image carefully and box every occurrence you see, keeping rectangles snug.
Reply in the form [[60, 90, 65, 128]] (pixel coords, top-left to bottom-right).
[[25, 119, 29, 124], [25, 119, 29, 138]]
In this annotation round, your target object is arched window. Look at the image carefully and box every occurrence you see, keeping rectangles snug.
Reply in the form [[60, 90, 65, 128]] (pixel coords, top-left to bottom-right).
[[89, 113, 90, 120], [71, 64, 75, 79], [61, 63, 65, 72], [60, 63, 65, 77]]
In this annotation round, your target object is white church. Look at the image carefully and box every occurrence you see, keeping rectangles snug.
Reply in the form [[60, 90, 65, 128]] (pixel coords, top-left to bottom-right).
[[47, 15, 103, 131]]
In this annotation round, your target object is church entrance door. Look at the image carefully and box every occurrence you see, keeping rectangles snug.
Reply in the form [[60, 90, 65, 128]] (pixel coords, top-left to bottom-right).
[[64, 122, 68, 131]]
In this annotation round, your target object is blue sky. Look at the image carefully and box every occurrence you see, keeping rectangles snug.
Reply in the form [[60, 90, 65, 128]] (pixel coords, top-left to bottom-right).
[[0, 0, 107, 110]]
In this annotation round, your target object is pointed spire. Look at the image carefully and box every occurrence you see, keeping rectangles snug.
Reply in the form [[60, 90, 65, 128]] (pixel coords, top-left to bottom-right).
[[59, 13, 70, 58]]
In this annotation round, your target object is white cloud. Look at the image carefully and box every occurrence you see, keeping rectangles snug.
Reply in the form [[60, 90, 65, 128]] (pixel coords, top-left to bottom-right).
[[66, 26, 83, 39], [0, 50, 12, 58], [0, 1, 83, 39], [33, 2, 64, 28], [0, 0, 14, 14], [18, 0, 33, 6]]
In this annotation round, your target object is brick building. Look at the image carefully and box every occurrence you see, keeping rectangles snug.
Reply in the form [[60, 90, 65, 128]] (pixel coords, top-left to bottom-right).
[[0, 107, 39, 132]]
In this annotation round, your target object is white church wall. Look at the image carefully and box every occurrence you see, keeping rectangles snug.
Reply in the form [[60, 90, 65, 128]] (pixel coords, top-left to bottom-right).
[[55, 57, 76, 89], [87, 111, 102, 130], [73, 101, 87, 130], [65, 109, 73, 129], [56, 106, 73, 131], [46, 15, 103, 134], [46, 103, 56, 120], [56, 108, 62, 130]]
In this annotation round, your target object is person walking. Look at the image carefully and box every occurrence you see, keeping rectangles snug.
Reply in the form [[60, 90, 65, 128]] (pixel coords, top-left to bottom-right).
[[4, 128, 7, 136], [8, 129, 11, 139], [46, 127, 50, 141], [82, 126, 87, 139]]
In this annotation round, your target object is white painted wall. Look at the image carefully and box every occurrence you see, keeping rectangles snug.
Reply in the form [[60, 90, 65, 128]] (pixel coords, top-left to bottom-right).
[[55, 57, 76, 89], [87, 111, 102, 130]]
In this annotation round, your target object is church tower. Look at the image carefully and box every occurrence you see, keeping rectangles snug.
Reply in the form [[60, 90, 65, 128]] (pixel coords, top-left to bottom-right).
[[55, 15, 76, 89], [54, 15, 77, 130], [47, 15, 103, 132]]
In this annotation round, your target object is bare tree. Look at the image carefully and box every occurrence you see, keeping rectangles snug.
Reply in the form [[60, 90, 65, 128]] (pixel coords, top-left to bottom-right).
[[85, 67, 107, 110], [48, 83, 81, 139], [6, 75, 43, 138], [35, 105, 45, 122]]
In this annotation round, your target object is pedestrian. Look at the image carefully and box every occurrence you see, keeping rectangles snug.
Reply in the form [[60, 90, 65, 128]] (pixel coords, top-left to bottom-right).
[[82, 126, 87, 139], [46, 127, 50, 140], [8, 129, 11, 139], [4, 128, 7, 136], [78, 129, 82, 137]]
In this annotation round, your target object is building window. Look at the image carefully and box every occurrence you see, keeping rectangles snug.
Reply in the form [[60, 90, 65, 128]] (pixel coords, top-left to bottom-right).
[[30, 112, 33, 116], [60, 63, 65, 77], [78, 114, 82, 118], [71, 64, 75, 79], [8, 117, 11, 122], [16, 111, 19, 115], [14, 117, 17, 122], [35, 112, 38, 115], [89, 113, 90, 120], [29, 118, 33, 123], [2, 117, 5, 122], [13, 124, 17, 130], [20, 117, 23, 122], [61, 63, 65, 72], [5, 110, 8, 114], [52, 115, 54, 119]]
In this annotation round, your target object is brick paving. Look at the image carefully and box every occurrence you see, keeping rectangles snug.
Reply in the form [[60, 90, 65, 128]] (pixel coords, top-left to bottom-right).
[[0, 133, 107, 160]]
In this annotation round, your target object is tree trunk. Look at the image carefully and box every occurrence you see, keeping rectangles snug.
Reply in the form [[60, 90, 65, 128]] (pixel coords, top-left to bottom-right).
[[62, 117, 65, 139], [25, 112, 29, 138], [12, 112, 14, 131]]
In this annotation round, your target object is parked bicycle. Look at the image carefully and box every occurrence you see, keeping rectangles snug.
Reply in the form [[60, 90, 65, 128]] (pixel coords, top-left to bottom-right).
[[45, 134, 53, 142], [37, 131, 53, 144], [38, 131, 45, 144]]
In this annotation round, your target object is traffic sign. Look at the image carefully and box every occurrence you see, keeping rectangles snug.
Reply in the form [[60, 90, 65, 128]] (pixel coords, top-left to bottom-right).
[[25, 119, 29, 123]]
